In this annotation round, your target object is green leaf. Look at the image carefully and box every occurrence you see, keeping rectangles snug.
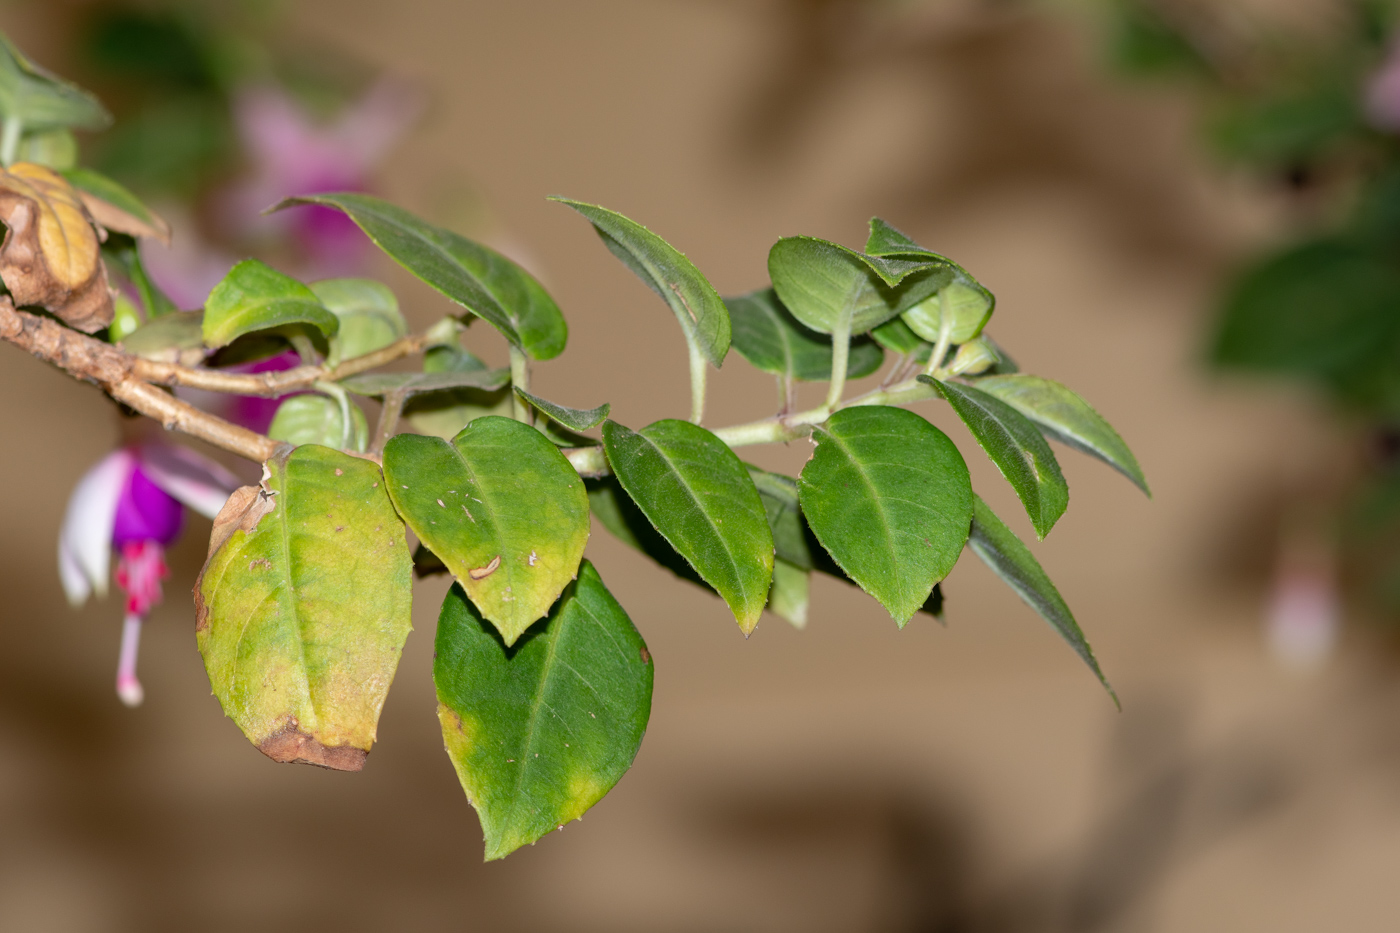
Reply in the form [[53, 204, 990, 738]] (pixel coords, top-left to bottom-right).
[[798, 406, 972, 625], [926, 377, 1068, 539], [268, 394, 369, 452], [194, 446, 413, 770], [725, 288, 884, 381], [434, 560, 653, 860], [383, 417, 590, 646], [594, 467, 947, 621], [870, 316, 933, 361], [972, 374, 1149, 495], [602, 419, 774, 634], [513, 388, 610, 431], [310, 278, 407, 365], [767, 236, 945, 337], [967, 495, 1115, 703], [768, 558, 809, 628], [275, 193, 567, 360], [864, 218, 996, 343], [864, 217, 930, 257], [1209, 237, 1400, 410], [0, 35, 110, 132], [551, 197, 730, 367], [202, 259, 339, 349], [339, 368, 509, 397]]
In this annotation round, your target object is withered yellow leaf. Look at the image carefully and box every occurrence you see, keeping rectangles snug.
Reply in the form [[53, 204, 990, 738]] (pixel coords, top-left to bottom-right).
[[0, 162, 111, 332]]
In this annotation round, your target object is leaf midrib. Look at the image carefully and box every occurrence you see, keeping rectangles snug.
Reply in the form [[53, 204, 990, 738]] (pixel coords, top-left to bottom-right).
[[502, 601, 568, 838], [332, 196, 521, 342], [626, 428, 758, 606]]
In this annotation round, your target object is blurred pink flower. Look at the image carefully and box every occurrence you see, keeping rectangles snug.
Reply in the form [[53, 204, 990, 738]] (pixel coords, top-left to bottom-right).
[[1266, 526, 1340, 670], [1365, 42, 1400, 132], [58, 444, 239, 707], [219, 78, 423, 276]]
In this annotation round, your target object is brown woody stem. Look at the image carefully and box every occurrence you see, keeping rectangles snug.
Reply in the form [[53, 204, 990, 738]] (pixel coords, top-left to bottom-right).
[[132, 333, 431, 397], [0, 297, 286, 463]]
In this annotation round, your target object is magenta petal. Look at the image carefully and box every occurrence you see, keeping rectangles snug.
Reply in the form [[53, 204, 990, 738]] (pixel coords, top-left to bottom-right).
[[112, 467, 185, 547]]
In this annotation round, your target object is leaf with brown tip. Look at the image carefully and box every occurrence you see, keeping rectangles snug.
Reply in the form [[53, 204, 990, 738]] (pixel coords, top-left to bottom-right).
[[195, 446, 413, 770]]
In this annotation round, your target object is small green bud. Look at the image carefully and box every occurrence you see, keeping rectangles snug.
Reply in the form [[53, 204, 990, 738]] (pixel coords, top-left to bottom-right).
[[109, 294, 143, 344], [947, 337, 1002, 376]]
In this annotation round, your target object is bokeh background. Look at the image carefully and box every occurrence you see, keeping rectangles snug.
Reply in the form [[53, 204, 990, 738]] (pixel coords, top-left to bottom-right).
[[2, 1, 1398, 930]]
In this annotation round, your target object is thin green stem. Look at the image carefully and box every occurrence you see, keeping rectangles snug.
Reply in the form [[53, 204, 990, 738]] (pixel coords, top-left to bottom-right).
[[0, 116, 21, 167], [688, 338, 707, 424], [825, 319, 851, 411], [509, 345, 533, 425]]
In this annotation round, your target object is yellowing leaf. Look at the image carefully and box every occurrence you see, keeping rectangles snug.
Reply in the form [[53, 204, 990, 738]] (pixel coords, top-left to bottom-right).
[[0, 162, 111, 332], [195, 447, 414, 771]]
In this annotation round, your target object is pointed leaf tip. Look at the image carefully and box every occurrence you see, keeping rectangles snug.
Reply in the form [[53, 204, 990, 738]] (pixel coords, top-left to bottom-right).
[[552, 197, 730, 367], [602, 419, 773, 632], [967, 494, 1115, 706], [925, 376, 1068, 539]]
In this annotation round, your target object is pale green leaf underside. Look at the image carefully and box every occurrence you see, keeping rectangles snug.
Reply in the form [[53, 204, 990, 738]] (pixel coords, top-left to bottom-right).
[[434, 561, 653, 860], [268, 394, 368, 452], [275, 193, 567, 360], [972, 374, 1149, 495], [202, 258, 339, 349], [798, 405, 972, 625], [926, 377, 1069, 540], [513, 388, 610, 431], [725, 287, 884, 381], [968, 494, 1116, 704], [194, 446, 413, 768], [602, 419, 774, 633], [383, 417, 589, 646], [901, 283, 994, 345], [768, 558, 809, 628], [552, 197, 730, 368], [311, 277, 408, 364], [119, 310, 203, 358]]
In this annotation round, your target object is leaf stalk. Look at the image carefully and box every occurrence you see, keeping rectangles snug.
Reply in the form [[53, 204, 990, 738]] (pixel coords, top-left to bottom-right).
[[509, 345, 533, 425], [688, 337, 707, 425]]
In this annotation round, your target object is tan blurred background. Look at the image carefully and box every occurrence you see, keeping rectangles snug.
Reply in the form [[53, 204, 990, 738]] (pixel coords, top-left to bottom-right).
[[3, 1, 1399, 930]]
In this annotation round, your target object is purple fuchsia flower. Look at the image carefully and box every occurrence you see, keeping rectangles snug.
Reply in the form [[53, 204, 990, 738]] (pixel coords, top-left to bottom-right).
[[58, 444, 239, 707]]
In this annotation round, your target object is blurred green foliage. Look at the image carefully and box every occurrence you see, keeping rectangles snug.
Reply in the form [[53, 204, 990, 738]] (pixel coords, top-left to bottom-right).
[[1103, 0, 1400, 614]]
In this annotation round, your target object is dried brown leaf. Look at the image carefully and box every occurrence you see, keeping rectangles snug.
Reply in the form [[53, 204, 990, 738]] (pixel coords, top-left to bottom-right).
[[0, 162, 111, 332]]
